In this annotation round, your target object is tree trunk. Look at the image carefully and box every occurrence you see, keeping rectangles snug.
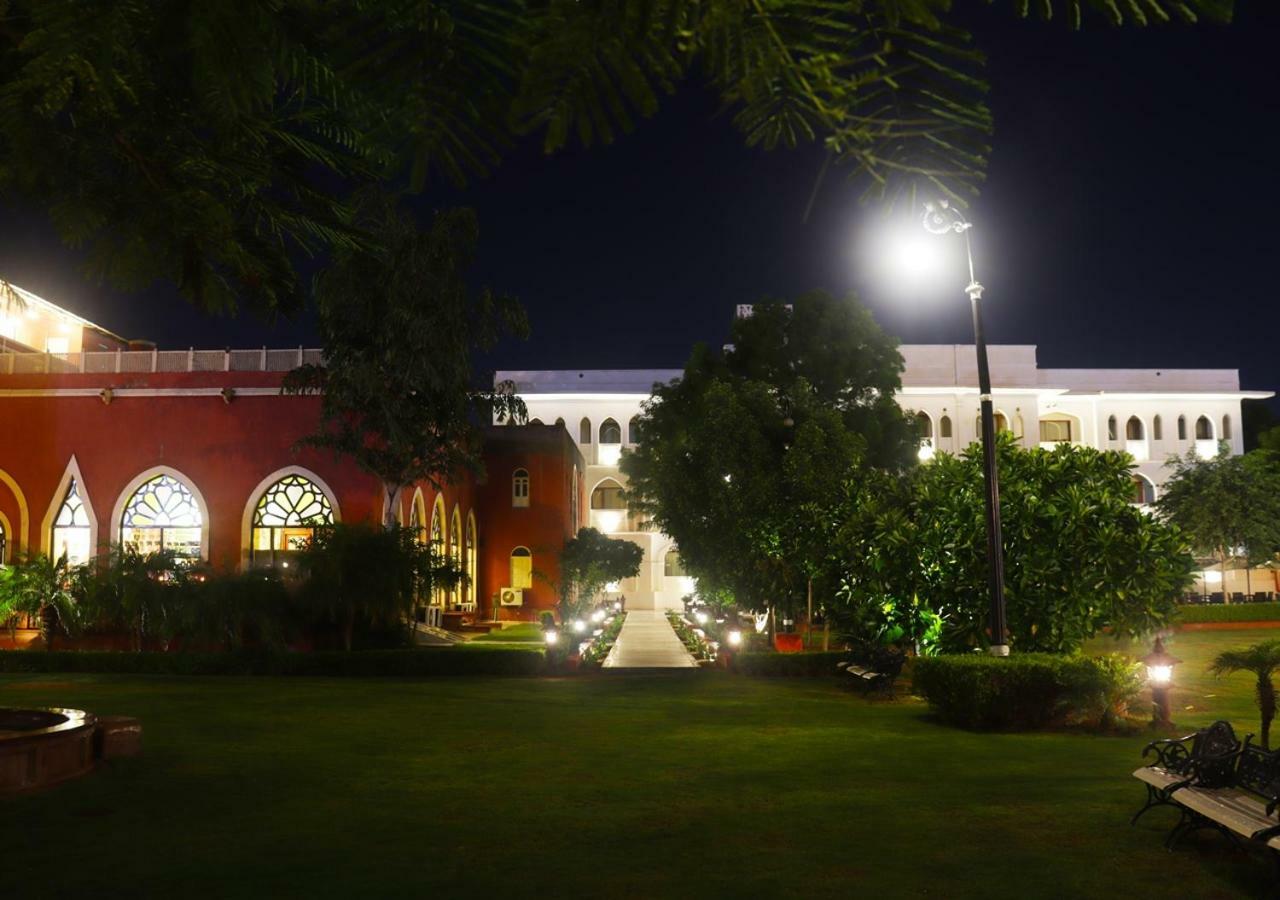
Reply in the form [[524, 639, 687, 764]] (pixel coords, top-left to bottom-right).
[[1222, 548, 1230, 602], [1246, 561, 1252, 599]]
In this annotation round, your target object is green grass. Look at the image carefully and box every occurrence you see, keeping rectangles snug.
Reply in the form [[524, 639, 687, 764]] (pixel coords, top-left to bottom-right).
[[2, 629, 1277, 898], [1175, 601, 1280, 624], [467, 621, 546, 643]]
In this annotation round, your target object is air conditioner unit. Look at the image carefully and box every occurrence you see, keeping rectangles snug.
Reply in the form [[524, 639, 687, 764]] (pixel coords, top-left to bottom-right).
[[499, 587, 523, 607]]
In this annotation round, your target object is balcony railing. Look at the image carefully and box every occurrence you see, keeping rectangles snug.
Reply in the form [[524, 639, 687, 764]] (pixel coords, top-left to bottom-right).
[[0, 347, 324, 375]]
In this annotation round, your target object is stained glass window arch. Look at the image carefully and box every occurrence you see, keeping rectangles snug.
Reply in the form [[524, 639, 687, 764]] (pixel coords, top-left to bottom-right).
[[250, 473, 335, 567], [121, 473, 203, 559], [51, 477, 92, 565]]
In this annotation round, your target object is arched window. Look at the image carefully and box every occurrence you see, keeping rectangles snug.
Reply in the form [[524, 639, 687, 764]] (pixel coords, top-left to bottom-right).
[[578, 417, 592, 444], [430, 497, 446, 605], [51, 478, 92, 565], [1012, 413, 1024, 440], [915, 412, 933, 440], [250, 473, 334, 567], [591, 479, 627, 510], [1126, 416, 1144, 440], [554, 417, 565, 430], [1153, 415, 1163, 441], [465, 513, 477, 609], [510, 547, 532, 590], [1107, 415, 1117, 441], [0, 519, 7, 566], [1195, 415, 1213, 440], [939, 415, 952, 439], [600, 418, 621, 444], [512, 468, 530, 508], [450, 507, 463, 606], [1131, 474, 1156, 506], [529, 418, 543, 426], [978, 413, 1010, 435], [121, 473, 202, 559], [1177, 415, 1187, 440], [1222, 415, 1232, 440], [627, 417, 640, 444], [1038, 414, 1074, 444], [570, 467, 579, 529], [410, 489, 427, 545], [664, 550, 687, 577]]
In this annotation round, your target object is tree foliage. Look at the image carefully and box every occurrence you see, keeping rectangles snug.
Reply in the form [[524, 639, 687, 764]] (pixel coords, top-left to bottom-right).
[[556, 527, 644, 622], [1157, 448, 1280, 576], [622, 291, 916, 617], [282, 193, 527, 522], [1210, 640, 1280, 749], [0, 553, 79, 649], [0, 0, 1232, 316]]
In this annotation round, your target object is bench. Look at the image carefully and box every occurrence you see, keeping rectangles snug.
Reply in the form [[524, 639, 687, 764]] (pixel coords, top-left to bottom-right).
[[1132, 720, 1280, 875], [836, 643, 905, 696]]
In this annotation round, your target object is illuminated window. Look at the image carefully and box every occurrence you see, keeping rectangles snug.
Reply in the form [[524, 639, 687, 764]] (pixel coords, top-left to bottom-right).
[[512, 468, 530, 507], [600, 418, 621, 444], [250, 474, 334, 567], [51, 477, 92, 565], [45, 336, 69, 355], [450, 507, 463, 606], [591, 479, 627, 510], [121, 474, 202, 559], [510, 547, 532, 590], [579, 418, 592, 444], [0, 519, 6, 566], [465, 513, 477, 609], [1039, 418, 1072, 443], [664, 550, 687, 577], [430, 498, 445, 605], [1126, 417, 1144, 440], [1195, 416, 1213, 440]]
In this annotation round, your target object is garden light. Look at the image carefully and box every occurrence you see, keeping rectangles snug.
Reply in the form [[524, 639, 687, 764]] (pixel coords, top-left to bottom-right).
[[572, 619, 586, 634], [544, 630, 559, 646], [1142, 637, 1182, 727], [727, 629, 742, 647], [694, 611, 708, 625], [613, 601, 622, 611], [591, 609, 606, 623]]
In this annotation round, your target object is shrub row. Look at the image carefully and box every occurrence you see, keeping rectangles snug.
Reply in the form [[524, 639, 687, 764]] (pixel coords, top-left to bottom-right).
[[911, 653, 1143, 730], [0, 647, 545, 678], [732, 651, 850, 677], [1176, 602, 1280, 624]]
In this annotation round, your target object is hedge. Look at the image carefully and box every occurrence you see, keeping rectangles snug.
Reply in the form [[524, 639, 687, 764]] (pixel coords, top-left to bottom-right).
[[0, 648, 546, 678], [911, 653, 1141, 730], [1176, 602, 1280, 624], [732, 651, 849, 677]]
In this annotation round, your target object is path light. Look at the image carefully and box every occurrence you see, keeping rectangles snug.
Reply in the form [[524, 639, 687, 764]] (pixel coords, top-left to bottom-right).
[[591, 609, 606, 623], [544, 630, 559, 646], [1142, 637, 1182, 728], [727, 630, 742, 648], [694, 611, 708, 625], [572, 619, 586, 634], [613, 601, 622, 611]]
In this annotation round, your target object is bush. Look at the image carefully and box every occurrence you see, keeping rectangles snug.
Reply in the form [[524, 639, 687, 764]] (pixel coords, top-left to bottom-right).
[[1177, 602, 1280, 624], [911, 653, 1143, 730], [0, 647, 545, 677], [732, 651, 849, 677]]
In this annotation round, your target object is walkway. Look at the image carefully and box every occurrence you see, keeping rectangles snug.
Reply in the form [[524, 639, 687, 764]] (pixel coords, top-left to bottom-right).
[[602, 610, 699, 670]]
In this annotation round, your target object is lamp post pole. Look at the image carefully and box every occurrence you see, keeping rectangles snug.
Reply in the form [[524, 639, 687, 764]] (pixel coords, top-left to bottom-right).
[[924, 201, 1008, 656]]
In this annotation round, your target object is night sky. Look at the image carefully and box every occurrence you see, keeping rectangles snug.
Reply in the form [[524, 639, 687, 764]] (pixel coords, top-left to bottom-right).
[[1, 2, 1276, 402]]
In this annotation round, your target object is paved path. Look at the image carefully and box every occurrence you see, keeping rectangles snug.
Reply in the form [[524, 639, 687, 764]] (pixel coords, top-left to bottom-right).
[[603, 610, 699, 670]]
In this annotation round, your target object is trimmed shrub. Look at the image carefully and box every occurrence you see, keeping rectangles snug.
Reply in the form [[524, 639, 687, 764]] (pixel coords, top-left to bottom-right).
[[0, 648, 545, 678], [1177, 602, 1280, 625], [733, 651, 849, 677], [912, 653, 1144, 730]]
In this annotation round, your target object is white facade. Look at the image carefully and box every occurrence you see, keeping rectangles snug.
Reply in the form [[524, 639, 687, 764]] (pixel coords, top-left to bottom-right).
[[499, 345, 1272, 611]]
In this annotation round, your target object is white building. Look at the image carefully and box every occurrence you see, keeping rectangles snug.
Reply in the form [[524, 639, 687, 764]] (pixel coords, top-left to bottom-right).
[[499, 345, 1272, 611]]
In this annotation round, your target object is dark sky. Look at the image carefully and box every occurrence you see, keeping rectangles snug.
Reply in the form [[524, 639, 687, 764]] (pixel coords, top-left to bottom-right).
[[2, 2, 1277, 400]]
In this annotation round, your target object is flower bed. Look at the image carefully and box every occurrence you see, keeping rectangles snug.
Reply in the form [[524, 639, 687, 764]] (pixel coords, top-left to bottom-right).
[[666, 611, 716, 662]]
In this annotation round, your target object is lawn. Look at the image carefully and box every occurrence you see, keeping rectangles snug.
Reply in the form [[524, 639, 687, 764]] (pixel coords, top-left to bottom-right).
[[1, 629, 1276, 899]]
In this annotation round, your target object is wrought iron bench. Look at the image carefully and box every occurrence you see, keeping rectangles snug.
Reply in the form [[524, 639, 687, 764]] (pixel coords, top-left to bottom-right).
[[836, 644, 905, 696], [1132, 721, 1280, 875]]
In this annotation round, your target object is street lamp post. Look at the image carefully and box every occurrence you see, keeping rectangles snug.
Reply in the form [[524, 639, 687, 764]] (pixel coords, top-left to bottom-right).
[[923, 200, 1009, 656]]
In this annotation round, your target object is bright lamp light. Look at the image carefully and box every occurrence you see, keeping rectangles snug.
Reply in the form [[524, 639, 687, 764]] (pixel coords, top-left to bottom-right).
[[727, 630, 742, 647], [544, 630, 559, 646]]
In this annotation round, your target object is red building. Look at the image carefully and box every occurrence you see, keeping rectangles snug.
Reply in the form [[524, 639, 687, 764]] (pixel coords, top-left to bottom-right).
[[0, 287, 583, 626]]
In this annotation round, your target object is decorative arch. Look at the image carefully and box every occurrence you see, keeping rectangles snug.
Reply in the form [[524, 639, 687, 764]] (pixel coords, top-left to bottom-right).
[[939, 414, 953, 440], [627, 417, 640, 444], [1177, 415, 1187, 440], [579, 417, 592, 444], [915, 411, 933, 439], [1152, 414, 1163, 441], [1038, 412, 1078, 445], [590, 477, 626, 509], [109, 466, 211, 561], [430, 494, 447, 605], [240, 466, 340, 568], [450, 505, 463, 606], [410, 487, 428, 543], [0, 510, 11, 566], [512, 467, 530, 507], [0, 468, 30, 556], [554, 417, 565, 430], [1195, 415, 1214, 440], [663, 548, 688, 577], [1222, 414, 1233, 441], [1107, 415, 1118, 441], [465, 510, 477, 609], [600, 418, 621, 444], [975, 412, 1011, 436], [1131, 473, 1157, 506], [41, 456, 98, 563], [1125, 416, 1145, 441], [529, 418, 544, 426]]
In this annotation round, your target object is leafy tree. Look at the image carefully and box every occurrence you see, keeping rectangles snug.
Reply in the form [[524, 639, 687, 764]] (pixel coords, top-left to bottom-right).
[[283, 194, 527, 524], [0, 1, 1231, 316], [298, 523, 462, 651], [1157, 449, 1280, 597], [1210, 640, 1280, 749], [834, 437, 1195, 654], [622, 292, 916, 621], [0, 553, 79, 649], [557, 527, 643, 624]]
